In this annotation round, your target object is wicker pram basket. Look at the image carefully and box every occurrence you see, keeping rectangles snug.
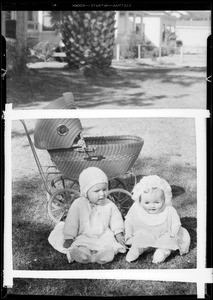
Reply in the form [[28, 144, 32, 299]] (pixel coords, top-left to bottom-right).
[[48, 135, 143, 180], [34, 93, 144, 181]]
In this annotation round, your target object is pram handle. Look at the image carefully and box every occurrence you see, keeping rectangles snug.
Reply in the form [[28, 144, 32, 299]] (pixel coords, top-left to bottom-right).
[[20, 119, 53, 196]]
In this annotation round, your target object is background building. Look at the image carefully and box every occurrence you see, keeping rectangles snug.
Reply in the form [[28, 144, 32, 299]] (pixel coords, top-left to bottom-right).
[[1, 10, 211, 56]]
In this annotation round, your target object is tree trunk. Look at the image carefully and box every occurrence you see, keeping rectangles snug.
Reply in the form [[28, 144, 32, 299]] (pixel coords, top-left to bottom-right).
[[16, 11, 27, 50]]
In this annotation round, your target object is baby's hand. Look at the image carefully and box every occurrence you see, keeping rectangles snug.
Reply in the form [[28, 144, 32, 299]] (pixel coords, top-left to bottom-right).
[[115, 233, 126, 247], [170, 225, 181, 240], [63, 239, 73, 249]]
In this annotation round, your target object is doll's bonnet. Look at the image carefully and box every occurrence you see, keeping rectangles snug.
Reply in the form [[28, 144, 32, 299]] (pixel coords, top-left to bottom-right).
[[131, 175, 172, 206]]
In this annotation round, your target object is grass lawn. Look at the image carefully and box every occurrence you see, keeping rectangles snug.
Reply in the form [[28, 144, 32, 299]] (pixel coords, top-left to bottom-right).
[[6, 58, 201, 296], [6, 58, 207, 109]]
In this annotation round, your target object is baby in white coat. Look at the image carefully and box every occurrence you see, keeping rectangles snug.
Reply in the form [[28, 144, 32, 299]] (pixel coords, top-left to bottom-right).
[[48, 167, 126, 264], [125, 175, 190, 263]]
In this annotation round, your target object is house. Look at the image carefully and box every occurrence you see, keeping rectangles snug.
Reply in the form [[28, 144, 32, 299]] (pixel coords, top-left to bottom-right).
[[143, 11, 177, 46], [2, 10, 148, 61], [4, 10, 210, 60], [1, 10, 177, 44], [2, 10, 210, 48], [114, 11, 178, 58], [2, 11, 148, 45], [1, 11, 62, 48], [115, 11, 146, 41], [2, 11, 147, 46], [175, 20, 211, 53]]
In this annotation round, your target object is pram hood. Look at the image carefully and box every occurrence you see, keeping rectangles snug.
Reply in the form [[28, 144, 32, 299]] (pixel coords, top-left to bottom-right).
[[34, 92, 83, 150]]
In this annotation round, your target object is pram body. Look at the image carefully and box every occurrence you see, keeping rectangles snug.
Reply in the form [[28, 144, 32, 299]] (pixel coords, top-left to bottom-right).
[[34, 92, 143, 181]]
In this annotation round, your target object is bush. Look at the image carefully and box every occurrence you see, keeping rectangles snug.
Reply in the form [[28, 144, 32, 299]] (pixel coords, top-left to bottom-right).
[[144, 41, 155, 52], [176, 40, 183, 47], [140, 41, 156, 58], [169, 47, 176, 55], [118, 32, 144, 59], [32, 41, 55, 62]]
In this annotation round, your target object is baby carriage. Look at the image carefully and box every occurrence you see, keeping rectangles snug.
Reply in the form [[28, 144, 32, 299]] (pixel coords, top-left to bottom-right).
[[21, 92, 144, 223]]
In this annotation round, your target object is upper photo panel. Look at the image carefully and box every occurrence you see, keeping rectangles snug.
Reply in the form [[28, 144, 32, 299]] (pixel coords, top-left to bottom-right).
[[4, 10, 211, 109]]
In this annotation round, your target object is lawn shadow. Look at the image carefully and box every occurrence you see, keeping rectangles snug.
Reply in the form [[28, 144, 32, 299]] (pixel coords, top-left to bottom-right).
[[8, 64, 206, 109], [171, 185, 186, 198], [12, 220, 58, 270], [116, 66, 206, 88], [181, 217, 197, 251], [166, 216, 197, 263]]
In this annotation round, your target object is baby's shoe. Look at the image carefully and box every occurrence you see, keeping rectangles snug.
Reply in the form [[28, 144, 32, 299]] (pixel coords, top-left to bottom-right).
[[152, 248, 171, 264], [126, 246, 141, 262]]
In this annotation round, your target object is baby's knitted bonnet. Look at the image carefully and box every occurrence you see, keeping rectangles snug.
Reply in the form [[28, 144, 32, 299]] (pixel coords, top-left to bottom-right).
[[131, 175, 172, 205], [79, 167, 108, 196]]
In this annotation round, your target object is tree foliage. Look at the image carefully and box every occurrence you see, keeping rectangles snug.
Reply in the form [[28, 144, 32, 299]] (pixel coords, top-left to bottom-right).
[[50, 11, 116, 75]]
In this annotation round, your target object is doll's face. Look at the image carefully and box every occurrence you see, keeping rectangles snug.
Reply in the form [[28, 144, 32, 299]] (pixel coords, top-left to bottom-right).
[[140, 188, 165, 214], [87, 182, 108, 205]]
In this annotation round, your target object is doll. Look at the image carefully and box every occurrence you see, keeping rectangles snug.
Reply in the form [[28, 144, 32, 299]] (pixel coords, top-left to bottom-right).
[[125, 175, 190, 263]]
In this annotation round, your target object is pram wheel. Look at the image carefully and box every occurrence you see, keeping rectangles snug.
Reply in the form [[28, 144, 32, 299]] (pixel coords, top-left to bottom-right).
[[48, 188, 80, 223], [107, 188, 133, 217], [50, 175, 79, 192], [109, 178, 126, 190]]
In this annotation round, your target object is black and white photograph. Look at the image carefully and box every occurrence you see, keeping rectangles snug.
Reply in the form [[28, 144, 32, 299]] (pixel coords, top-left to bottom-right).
[[1, 5, 212, 299], [5, 114, 205, 297]]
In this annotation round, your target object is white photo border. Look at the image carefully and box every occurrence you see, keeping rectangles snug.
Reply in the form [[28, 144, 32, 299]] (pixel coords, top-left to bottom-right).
[[4, 105, 212, 298]]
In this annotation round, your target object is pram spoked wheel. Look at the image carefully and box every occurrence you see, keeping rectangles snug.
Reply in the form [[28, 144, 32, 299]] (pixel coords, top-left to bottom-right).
[[108, 188, 132, 217], [48, 187, 132, 223], [50, 177, 126, 194], [50, 175, 79, 192], [109, 177, 126, 190], [48, 188, 80, 223]]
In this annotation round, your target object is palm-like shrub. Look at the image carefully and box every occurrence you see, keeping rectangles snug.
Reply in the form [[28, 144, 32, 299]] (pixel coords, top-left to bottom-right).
[[50, 11, 116, 75]]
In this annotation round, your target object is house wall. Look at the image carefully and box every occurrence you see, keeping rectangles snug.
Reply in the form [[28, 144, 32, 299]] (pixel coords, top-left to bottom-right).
[[143, 17, 161, 47], [176, 22, 211, 51], [26, 11, 61, 46], [115, 11, 144, 41], [143, 15, 177, 48]]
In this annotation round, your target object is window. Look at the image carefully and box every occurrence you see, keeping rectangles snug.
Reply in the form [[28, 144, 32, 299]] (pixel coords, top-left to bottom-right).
[[136, 16, 142, 33], [5, 11, 11, 20], [5, 11, 16, 38], [28, 11, 33, 21], [5, 11, 16, 20]]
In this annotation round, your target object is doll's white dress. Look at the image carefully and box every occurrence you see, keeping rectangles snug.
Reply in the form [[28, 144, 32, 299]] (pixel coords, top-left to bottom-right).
[[125, 202, 190, 255]]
